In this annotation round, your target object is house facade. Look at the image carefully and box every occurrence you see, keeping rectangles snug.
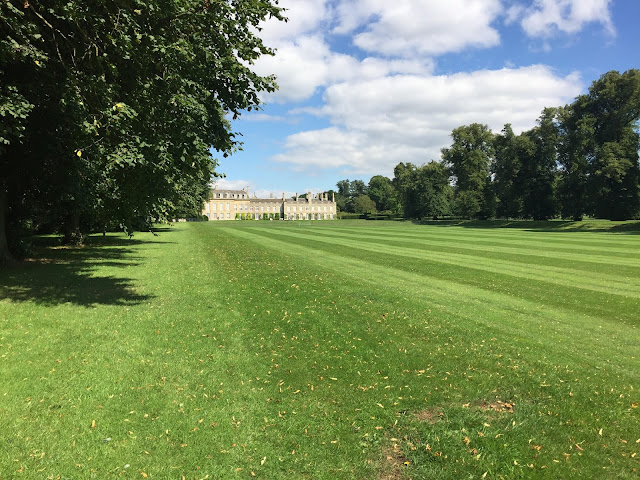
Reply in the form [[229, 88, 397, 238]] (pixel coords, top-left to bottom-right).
[[203, 187, 337, 220]]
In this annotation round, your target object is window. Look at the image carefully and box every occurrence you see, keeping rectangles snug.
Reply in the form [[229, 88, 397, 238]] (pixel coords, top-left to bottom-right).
[[227, 202, 230, 210], [227, 213, 230, 219]]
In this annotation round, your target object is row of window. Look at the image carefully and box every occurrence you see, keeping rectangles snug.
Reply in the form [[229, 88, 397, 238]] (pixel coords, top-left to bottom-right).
[[205, 203, 284, 212], [212, 192, 247, 199], [286, 205, 331, 212], [205, 213, 334, 220]]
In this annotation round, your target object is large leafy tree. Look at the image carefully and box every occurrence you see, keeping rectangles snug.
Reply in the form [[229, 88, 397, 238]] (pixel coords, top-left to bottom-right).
[[367, 175, 397, 212], [352, 195, 376, 215], [441, 123, 495, 219], [583, 70, 640, 220], [559, 70, 640, 220], [521, 108, 560, 220], [493, 124, 525, 218], [392, 162, 452, 219], [0, 0, 284, 264]]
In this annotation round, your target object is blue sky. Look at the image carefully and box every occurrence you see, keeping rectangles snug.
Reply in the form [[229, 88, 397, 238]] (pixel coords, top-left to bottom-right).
[[214, 0, 640, 198]]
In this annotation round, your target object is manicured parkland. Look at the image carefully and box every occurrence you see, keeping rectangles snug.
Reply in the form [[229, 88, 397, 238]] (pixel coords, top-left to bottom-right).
[[1, 220, 639, 478]]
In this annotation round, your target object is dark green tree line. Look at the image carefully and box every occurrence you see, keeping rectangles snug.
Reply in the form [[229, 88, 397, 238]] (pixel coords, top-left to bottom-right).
[[436, 70, 640, 222]]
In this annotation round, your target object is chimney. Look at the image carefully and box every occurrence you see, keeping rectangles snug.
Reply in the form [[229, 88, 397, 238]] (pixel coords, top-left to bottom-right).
[[282, 192, 285, 201], [295, 192, 298, 201], [332, 192, 335, 202], [270, 192, 273, 199]]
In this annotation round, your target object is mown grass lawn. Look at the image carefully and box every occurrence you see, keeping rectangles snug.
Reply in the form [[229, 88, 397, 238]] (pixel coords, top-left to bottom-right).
[[1, 219, 639, 479]]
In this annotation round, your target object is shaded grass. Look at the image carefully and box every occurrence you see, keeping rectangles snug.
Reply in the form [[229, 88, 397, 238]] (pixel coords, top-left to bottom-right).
[[1, 220, 639, 479]]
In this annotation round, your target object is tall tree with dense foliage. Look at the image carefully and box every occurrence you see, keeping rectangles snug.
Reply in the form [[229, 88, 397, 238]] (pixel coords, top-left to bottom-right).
[[520, 108, 560, 220], [392, 162, 452, 219], [368, 175, 397, 212], [335, 178, 368, 212], [493, 124, 525, 218], [583, 70, 640, 220], [0, 0, 284, 265], [559, 70, 640, 220], [441, 123, 495, 218], [352, 195, 377, 215]]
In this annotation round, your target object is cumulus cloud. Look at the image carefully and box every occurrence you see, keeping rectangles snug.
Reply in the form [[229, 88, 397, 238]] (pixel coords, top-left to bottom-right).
[[273, 66, 583, 176], [253, 0, 501, 103], [335, 0, 503, 56], [510, 0, 615, 38], [253, 35, 433, 103]]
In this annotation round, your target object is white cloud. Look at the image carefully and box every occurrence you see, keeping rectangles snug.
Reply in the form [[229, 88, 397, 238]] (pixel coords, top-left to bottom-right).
[[253, 35, 433, 103], [253, 0, 502, 103], [273, 66, 583, 176], [335, 0, 503, 56], [258, 0, 331, 43], [514, 0, 615, 38]]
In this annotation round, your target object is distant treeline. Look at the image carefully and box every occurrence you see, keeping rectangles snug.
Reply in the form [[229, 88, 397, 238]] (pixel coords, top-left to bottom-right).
[[332, 69, 640, 221]]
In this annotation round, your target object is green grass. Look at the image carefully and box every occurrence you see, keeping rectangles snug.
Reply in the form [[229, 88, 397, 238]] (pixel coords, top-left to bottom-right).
[[1, 219, 639, 479]]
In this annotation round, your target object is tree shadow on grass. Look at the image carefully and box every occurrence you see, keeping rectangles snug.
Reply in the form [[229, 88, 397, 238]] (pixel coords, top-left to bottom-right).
[[0, 234, 167, 307], [414, 219, 640, 234]]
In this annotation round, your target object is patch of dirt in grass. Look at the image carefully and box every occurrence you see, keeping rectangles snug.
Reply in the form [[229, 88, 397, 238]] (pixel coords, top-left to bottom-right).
[[380, 445, 409, 480], [414, 406, 444, 424]]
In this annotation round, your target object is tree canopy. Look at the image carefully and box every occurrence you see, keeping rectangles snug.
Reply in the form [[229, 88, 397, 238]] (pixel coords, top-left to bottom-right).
[[0, 0, 284, 264]]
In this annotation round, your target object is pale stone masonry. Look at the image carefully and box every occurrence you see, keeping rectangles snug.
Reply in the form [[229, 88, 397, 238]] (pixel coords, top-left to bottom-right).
[[202, 187, 337, 220]]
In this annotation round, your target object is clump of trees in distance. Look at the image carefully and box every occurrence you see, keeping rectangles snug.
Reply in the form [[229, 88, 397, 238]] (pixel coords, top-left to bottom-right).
[[335, 69, 640, 222], [0, 0, 284, 265]]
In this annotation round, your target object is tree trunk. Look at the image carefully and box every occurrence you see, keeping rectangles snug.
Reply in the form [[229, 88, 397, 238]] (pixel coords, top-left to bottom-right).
[[62, 211, 83, 245], [0, 184, 13, 267]]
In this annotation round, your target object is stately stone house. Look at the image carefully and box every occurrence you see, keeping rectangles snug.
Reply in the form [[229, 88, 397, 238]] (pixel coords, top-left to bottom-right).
[[202, 187, 337, 220]]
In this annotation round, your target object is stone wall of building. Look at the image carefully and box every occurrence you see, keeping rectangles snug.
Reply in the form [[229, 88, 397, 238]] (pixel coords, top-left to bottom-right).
[[202, 188, 337, 220]]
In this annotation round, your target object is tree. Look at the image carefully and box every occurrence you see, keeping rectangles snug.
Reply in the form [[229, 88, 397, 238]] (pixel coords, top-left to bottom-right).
[[559, 70, 640, 220], [521, 108, 560, 220], [368, 175, 396, 212], [335, 179, 367, 213], [441, 123, 495, 218], [392, 163, 417, 217], [351, 179, 367, 197], [392, 162, 452, 219], [0, 0, 284, 265], [584, 70, 640, 220], [353, 195, 377, 215], [414, 162, 453, 219], [336, 180, 352, 198], [493, 124, 524, 218]]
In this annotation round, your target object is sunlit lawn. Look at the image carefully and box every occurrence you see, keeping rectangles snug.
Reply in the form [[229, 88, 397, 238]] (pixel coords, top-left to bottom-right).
[[1, 219, 639, 479]]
